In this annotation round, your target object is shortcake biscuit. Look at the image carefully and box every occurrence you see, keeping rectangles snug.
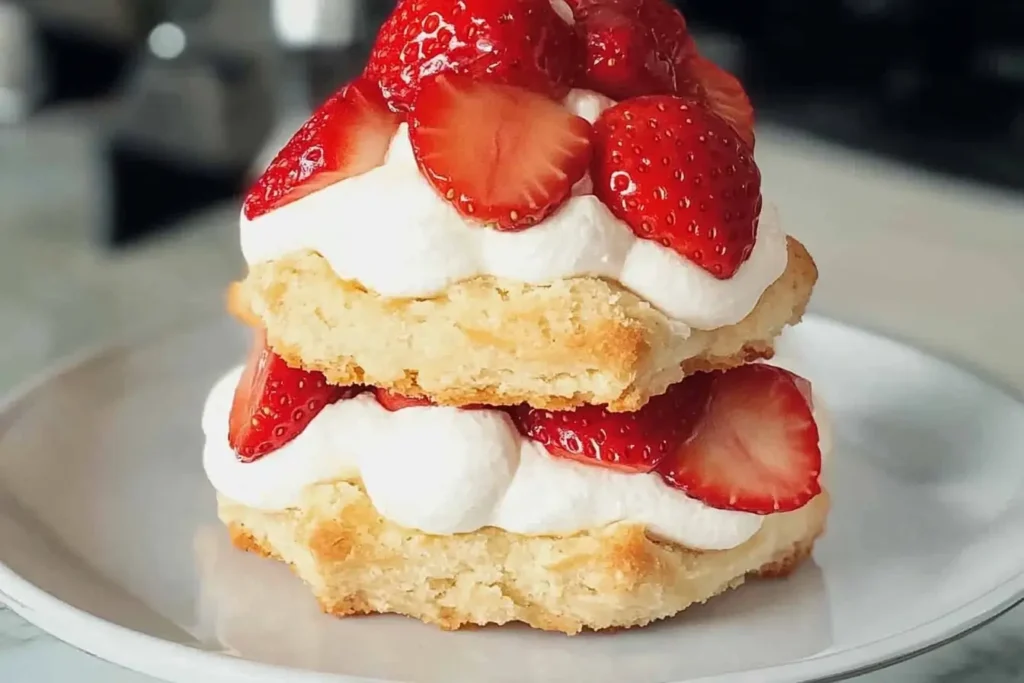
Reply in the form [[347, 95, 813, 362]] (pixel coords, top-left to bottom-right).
[[231, 237, 816, 412]]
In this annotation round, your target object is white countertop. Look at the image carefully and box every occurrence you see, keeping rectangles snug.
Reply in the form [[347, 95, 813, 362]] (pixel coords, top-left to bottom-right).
[[0, 118, 1023, 682]]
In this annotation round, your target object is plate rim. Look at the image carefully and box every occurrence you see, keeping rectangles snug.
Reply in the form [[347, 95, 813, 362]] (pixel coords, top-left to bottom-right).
[[1, 314, 1024, 683]]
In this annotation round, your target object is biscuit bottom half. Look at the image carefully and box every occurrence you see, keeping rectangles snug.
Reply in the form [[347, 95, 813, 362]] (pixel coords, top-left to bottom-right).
[[220, 481, 830, 635]]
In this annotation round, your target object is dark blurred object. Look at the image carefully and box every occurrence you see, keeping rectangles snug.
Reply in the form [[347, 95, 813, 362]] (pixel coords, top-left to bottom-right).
[[23, 0, 137, 105], [36, 23, 125, 103], [104, 0, 272, 245], [103, 0, 382, 246], [680, 0, 1024, 191]]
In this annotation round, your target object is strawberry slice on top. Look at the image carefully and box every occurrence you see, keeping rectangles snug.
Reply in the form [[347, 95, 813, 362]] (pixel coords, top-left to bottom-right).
[[591, 95, 762, 278], [513, 377, 711, 473], [658, 364, 822, 514], [409, 74, 593, 231], [228, 332, 360, 462], [366, 0, 579, 112], [243, 77, 401, 221]]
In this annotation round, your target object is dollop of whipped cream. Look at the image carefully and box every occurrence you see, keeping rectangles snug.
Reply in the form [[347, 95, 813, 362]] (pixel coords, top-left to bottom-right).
[[240, 90, 788, 331], [204, 368, 830, 550]]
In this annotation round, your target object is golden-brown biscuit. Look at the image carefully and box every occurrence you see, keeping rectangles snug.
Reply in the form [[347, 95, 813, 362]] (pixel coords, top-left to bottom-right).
[[219, 482, 829, 634], [231, 237, 816, 412]]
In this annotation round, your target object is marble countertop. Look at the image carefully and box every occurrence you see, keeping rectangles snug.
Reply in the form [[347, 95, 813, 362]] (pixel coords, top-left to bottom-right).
[[1, 110, 1023, 682]]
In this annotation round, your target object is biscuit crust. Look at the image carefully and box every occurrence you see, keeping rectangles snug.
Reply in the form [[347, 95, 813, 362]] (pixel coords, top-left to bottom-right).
[[232, 238, 817, 412], [219, 482, 829, 634]]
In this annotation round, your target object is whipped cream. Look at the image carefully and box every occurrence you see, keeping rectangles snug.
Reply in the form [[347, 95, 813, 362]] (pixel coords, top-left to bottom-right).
[[240, 90, 788, 331], [204, 368, 830, 550]]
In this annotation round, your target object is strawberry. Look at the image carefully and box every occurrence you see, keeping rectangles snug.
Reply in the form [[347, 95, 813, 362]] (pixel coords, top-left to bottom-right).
[[677, 55, 756, 149], [374, 388, 490, 412], [409, 74, 592, 230], [513, 378, 710, 473], [228, 332, 359, 462], [787, 369, 814, 409], [373, 388, 434, 411], [573, 2, 670, 100], [571, 0, 697, 99], [591, 95, 761, 278], [658, 364, 822, 514], [639, 0, 698, 71], [243, 77, 400, 220], [365, 0, 579, 112], [570, 1, 753, 143]]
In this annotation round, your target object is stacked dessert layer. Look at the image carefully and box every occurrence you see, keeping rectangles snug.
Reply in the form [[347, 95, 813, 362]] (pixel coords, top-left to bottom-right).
[[204, 0, 829, 634]]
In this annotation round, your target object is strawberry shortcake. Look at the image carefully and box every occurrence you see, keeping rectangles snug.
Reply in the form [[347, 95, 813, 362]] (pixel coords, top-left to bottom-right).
[[204, 0, 829, 634]]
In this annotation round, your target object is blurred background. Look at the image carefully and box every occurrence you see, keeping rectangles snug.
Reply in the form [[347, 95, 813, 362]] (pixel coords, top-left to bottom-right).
[[0, 2, 1023, 681]]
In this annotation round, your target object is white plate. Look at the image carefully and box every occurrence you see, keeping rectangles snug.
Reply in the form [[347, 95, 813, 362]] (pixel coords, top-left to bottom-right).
[[1, 316, 1023, 683]]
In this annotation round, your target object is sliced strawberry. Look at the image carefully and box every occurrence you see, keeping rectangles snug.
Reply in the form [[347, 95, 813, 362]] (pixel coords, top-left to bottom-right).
[[677, 56, 755, 149], [658, 364, 822, 514], [571, 0, 696, 99], [228, 332, 359, 462], [787, 369, 814, 409], [513, 378, 711, 473], [591, 95, 761, 278], [243, 77, 400, 220], [373, 388, 434, 411], [409, 74, 592, 230], [366, 0, 579, 112]]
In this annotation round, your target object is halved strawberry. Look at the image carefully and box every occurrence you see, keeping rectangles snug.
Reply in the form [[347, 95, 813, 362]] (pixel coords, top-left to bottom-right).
[[658, 364, 822, 514], [571, 0, 697, 99], [409, 74, 592, 230], [243, 77, 401, 220], [228, 332, 359, 462], [513, 378, 711, 473], [366, 0, 579, 112], [373, 388, 434, 411], [677, 56, 755, 149], [591, 95, 761, 278]]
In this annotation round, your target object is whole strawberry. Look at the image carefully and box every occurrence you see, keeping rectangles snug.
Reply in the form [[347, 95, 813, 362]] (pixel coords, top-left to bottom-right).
[[591, 96, 762, 279], [366, 0, 579, 112]]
